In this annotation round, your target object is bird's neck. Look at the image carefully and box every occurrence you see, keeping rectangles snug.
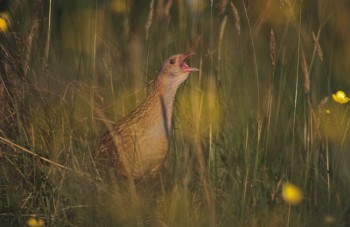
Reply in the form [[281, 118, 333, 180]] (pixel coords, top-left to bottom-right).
[[143, 73, 183, 134]]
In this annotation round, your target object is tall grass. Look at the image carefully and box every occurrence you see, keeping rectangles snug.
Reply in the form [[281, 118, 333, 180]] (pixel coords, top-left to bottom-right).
[[1, 0, 350, 226]]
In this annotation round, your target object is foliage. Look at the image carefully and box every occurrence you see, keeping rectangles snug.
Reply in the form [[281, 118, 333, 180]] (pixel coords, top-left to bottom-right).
[[1, 0, 350, 226]]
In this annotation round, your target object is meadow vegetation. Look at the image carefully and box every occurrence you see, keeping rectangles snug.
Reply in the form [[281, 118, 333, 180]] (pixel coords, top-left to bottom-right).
[[1, 0, 350, 226]]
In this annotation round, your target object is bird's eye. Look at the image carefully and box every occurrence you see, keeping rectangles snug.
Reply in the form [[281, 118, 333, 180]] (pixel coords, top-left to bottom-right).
[[170, 59, 175, 64]]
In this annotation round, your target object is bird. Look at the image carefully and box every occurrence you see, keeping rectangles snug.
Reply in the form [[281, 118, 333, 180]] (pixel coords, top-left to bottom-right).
[[97, 53, 199, 179]]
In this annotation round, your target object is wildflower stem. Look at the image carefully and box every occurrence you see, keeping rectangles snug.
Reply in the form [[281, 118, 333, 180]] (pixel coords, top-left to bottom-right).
[[325, 119, 331, 212]]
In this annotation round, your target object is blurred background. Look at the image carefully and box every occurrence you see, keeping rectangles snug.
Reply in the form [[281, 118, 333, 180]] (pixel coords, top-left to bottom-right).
[[1, 0, 350, 226]]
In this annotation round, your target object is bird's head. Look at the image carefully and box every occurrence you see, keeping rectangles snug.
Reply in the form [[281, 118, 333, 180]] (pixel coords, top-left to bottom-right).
[[160, 53, 199, 85]]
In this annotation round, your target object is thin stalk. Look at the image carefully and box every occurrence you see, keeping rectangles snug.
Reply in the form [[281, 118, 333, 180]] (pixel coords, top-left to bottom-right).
[[242, 0, 261, 182], [325, 117, 331, 212], [43, 0, 52, 68], [91, 1, 98, 131]]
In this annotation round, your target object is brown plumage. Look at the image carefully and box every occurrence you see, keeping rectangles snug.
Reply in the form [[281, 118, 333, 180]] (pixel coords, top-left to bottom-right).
[[98, 53, 198, 179]]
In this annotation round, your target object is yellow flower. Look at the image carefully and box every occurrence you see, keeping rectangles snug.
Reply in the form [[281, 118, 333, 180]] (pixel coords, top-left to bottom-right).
[[26, 217, 45, 227], [325, 109, 330, 114], [282, 182, 303, 205], [0, 13, 9, 33], [332, 90, 350, 104], [0, 18, 8, 33]]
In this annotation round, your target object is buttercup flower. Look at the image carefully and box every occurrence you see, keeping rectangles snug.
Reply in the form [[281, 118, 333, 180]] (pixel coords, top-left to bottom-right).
[[26, 217, 44, 227], [282, 182, 303, 205], [332, 91, 350, 104], [0, 13, 9, 33]]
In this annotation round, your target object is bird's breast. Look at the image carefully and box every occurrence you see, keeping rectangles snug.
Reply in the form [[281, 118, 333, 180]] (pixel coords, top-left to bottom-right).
[[115, 103, 171, 177]]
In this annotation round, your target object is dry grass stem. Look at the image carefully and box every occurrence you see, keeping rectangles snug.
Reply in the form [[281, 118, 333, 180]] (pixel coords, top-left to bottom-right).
[[0, 135, 106, 193], [269, 29, 276, 70], [23, 18, 39, 74], [230, 2, 241, 35], [1, 136, 70, 173], [145, 0, 154, 41], [156, 0, 172, 19], [43, 0, 52, 68], [312, 31, 324, 62], [194, 139, 216, 227], [218, 15, 227, 77], [301, 50, 310, 96], [218, 0, 228, 16]]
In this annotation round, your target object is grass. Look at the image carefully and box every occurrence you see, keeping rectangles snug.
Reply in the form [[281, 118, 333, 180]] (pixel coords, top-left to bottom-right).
[[1, 0, 350, 226]]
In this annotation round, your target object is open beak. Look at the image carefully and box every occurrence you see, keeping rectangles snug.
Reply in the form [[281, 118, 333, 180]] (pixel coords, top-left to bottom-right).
[[180, 52, 199, 73]]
